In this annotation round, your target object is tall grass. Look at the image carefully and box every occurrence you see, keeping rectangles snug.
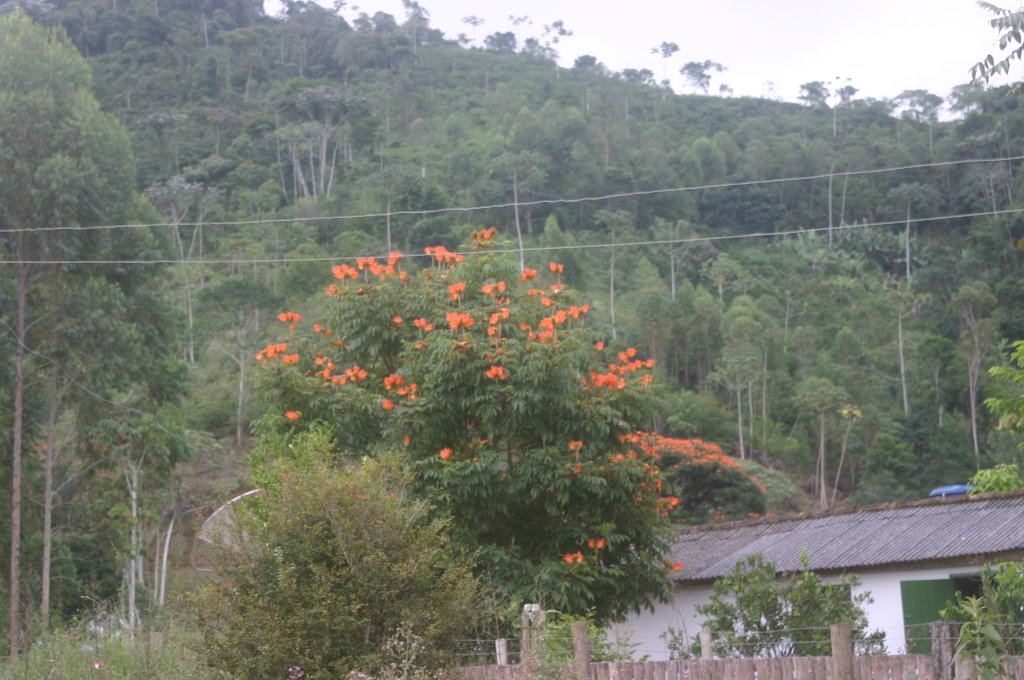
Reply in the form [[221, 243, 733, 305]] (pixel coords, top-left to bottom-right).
[[0, 613, 224, 679]]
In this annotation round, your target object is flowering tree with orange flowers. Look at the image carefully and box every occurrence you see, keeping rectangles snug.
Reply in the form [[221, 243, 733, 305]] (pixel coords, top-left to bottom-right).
[[253, 229, 676, 624], [641, 435, 767, 525]]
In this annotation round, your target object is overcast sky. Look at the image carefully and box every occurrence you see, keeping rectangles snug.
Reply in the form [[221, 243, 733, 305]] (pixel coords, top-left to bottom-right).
[[308, 0, 1015, 109]]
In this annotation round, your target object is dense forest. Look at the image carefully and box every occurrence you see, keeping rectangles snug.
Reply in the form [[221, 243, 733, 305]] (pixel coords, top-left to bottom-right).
[[2, 0, 1024, 643]]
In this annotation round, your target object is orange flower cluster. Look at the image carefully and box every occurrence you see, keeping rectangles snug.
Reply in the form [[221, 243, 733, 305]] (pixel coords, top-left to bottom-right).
[[587, 537, 606, 550], [448, 281, 466, 301], [332, 264, 359, 280], [481, 281, 507, 297], [447, 311, 475, 331], [568, 440, 583, 452], [439, 447, 453, 460], [472, 227, 497, 246], [358, 255, 404, 279], [256, 342, 289, 361], [284, 411, 301, 421], [485, 365, 508, 381], [425, 245, 463, 265], [519, 268, 538, 282], [344, 365, 368, 382], [589, 372, 627, 390], [312, 356, 336, 380], [312, 323, 332, 337], [640, 435, 743, 470], [277, 311, 302, 332], [281, 354, 300, 364], [549, 262, 565, 274], [584, 347, 656, 391], [381, 399, 395, 410], [383, 374, 419, 400], [413, 318, 434, 332], [562, 551, 584, 564], [488, 308, 511, 326]]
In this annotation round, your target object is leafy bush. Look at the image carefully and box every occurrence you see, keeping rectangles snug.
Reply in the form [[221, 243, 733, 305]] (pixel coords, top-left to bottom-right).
[[188, 440, 482, 680], [969, 463, 1024, 494], [679, 551, 884, 658]]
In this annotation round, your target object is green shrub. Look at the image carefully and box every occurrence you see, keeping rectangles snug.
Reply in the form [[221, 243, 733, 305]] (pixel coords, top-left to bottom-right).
[[188, 445, 482, 679]]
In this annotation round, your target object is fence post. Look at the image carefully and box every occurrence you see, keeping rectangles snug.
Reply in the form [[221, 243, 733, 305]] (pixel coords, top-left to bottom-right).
[[930, 621, 959, 680], [830, 622, 854, 680], [521, 603, 544, 665], [699, 628, 713, 660], [495, 638, 508, 666], [572, 619, 590, 680]]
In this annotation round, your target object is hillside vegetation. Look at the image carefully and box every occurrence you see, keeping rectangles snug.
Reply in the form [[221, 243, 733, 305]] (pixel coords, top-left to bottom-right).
[[2, 0, 1023, 647]]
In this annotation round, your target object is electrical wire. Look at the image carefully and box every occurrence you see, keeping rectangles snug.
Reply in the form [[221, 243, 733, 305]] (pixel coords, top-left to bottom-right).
[[1, 205, 1021, 266], [0, 155, 1019, 235]]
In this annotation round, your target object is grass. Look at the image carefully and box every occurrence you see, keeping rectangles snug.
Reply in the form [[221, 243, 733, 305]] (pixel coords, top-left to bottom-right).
[[0, 613, 224, 680]]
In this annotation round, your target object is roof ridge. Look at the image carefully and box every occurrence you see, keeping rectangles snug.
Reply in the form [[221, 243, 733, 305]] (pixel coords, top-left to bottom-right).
[[676, 488, 1024, 535]]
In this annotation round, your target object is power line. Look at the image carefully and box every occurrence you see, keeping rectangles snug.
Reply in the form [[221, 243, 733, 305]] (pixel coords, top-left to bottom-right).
[[1, 205, 1020, 266], [0, 155, 1020, 235]]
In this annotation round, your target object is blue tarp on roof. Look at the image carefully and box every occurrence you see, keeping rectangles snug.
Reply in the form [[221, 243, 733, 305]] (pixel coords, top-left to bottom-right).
[[928, 484, 972, 497]]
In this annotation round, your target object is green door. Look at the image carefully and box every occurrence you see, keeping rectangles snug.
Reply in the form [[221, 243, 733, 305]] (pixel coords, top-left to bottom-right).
[[900, 579, 958, 653]]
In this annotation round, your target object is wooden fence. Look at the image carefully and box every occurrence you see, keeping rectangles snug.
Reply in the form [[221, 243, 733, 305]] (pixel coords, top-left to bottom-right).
[[452, 622, 1024, 680]]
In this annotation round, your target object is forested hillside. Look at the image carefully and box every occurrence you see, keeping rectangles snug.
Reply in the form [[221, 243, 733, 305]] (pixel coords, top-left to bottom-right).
[[2, 0, 1024, 633]]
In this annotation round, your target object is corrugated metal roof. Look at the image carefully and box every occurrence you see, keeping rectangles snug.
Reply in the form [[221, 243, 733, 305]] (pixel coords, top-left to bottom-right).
[[669, 492, 1024, 582]]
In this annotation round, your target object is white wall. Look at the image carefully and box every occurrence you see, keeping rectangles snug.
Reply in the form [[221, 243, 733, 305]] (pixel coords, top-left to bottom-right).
[[617, 565, 980, 660], [613, 583, 714, 661], [855, 565, 980, 654]]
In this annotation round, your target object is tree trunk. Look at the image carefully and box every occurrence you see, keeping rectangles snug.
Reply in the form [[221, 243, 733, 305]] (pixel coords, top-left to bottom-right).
[[9, 254, 28, 658], [41, 371, 67, 631], [735, 386, 745, 460], [818, 410, 828, 511], [897, 306, 910, 418], [159, 515, 174, 606]]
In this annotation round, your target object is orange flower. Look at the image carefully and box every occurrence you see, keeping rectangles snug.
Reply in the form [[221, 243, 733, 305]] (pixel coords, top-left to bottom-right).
[[595, 341, 605, 351], [381, 399, 395, 410], [439, 447, 453, 460], [392, 315, 404, 324], [446, 311, 475, 331], [481, 281, 507, 297], [284, 411, 301, 421], [413, 318, 434, 332], [448, 282, 467, 301], [562, 551, 584, 564], [673, 562, 684, 572], [548, 262, 564, 274], [332, 264, 359, 280], [519, 268, 538, 282], [472, 227, 498, 246], [282, 354, 300, 364], [568, 440, 583, 452], [485, 365, 508, 381], [387, 251, 404, 267]]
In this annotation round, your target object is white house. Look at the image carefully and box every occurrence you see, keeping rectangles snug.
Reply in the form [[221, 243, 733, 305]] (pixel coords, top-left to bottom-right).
[[617, 491, 1024, 659]]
